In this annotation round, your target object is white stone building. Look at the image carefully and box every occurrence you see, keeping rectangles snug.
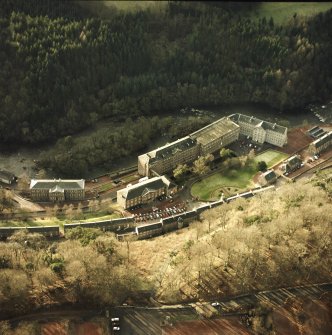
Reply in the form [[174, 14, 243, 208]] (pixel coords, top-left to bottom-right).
[[138, 117, 240, 176], [229, 114, 287, 147]]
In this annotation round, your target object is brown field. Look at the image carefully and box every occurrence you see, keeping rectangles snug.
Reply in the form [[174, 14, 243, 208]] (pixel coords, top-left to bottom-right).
[[75, 322, 104, 335], [162, 318, 253, 335], [272, 295, 332, 335], [279, 127, 313, 155], [42, 322, 68, 335]]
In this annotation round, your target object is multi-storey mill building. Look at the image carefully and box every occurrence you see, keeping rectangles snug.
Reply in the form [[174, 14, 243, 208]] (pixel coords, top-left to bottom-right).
[[138, 117, 240, 177], [229, 114, 288, 147]]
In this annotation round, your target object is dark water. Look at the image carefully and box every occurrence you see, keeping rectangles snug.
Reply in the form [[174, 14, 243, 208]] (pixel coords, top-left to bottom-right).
[[1, 101, 331, 178]]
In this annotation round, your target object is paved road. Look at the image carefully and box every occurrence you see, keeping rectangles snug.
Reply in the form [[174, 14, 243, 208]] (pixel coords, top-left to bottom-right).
[[294, 156, 332, 180], [4, 282, 331, 334], [213, 282, 332, 313], [111, 282, 332, 334]]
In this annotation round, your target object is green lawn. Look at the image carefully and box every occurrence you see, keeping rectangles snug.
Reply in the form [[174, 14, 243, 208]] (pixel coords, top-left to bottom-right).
[[80, 212, 121, 222], [249, 2, 332, 24], [191, 165, 257, 201], [104, 1, 167, 12], [99, 182, 114, 193], [254, 150, 289, 168], [0, 212, 121, 228], [77, 1, 167, 17], [0, 218, 60, 228]]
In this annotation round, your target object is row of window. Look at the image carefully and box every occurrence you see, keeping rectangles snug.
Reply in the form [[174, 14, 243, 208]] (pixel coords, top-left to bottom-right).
[[310, 140, 332, 153], [126, 189, 164, 207]]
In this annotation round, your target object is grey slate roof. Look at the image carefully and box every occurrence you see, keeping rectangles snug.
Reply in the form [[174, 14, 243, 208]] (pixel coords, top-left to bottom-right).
[[30, 179, 85, 190], [50, 185, 65, 193], [262, 170, 277, 182], [285, 155, 302, 168], [0, 170, 16, 181], [120, 176, 167, 200], [311, 131, 332, 148], [229, 113, 287, 134], [149, 137, 197, 163], [308, 126, 319, 134], [258, 121, 286, 134]]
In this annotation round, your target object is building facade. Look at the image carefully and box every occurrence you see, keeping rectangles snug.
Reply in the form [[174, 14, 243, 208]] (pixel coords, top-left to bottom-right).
[[229, 114, 288, 147], [138, 114, 288, 177], [138, 137, 200, 176], [308, 131, 332, 155], [30, 179, 85, 202], [117, 176, 172, 209], [138, 117, 240, 176]]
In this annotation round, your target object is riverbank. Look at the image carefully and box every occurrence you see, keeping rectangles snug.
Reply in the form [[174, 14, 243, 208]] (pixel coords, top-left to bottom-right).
[[0, 101, 330, 180]]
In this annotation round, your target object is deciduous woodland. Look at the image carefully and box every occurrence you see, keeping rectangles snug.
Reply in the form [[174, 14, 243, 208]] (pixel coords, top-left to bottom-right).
[[0, 176, 331, 319], [0, 1, 331, 144]]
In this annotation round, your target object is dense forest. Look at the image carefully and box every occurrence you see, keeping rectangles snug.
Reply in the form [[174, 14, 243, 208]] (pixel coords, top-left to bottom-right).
[[38, 115, 211, 177], [0, 0, 332, 144]]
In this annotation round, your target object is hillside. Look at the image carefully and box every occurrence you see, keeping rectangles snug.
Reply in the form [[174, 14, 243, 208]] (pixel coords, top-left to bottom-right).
[[0, 173, 331, 320], [0, 1, 332, 144], [129, 177, 332, 303]]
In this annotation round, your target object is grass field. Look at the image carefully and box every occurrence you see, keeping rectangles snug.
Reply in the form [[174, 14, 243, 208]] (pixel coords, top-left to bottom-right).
[[103, 1, 167, 11], [191, 165, 256, 201], [254, 150, 289, 168], [0, 212, 121, 228], [249, 2, 332, 24], [77, 1, 167, 17]]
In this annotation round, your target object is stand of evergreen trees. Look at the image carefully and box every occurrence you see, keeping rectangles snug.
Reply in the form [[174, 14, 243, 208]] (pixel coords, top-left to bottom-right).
[[0, 0, 331, 144]]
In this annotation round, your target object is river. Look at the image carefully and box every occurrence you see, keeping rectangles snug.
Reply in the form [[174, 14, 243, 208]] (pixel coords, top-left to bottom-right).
[[0, 101, 331, 179]]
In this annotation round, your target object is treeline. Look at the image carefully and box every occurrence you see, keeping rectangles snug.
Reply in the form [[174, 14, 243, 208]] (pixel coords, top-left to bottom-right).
[[38, 115, 211, 177], [129, 178, 332, 303], [0, 1, 332, 144], [0, 229, 141, 319]]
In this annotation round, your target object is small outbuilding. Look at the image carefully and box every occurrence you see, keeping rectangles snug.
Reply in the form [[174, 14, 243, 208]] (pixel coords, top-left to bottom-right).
[[281, 155, 302, 173], [258, 169, 277, 186], [0, 170, 17, 185]]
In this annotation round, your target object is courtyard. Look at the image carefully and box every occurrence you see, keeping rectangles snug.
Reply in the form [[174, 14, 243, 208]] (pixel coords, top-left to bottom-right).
[[191, 164, 257, 201]]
